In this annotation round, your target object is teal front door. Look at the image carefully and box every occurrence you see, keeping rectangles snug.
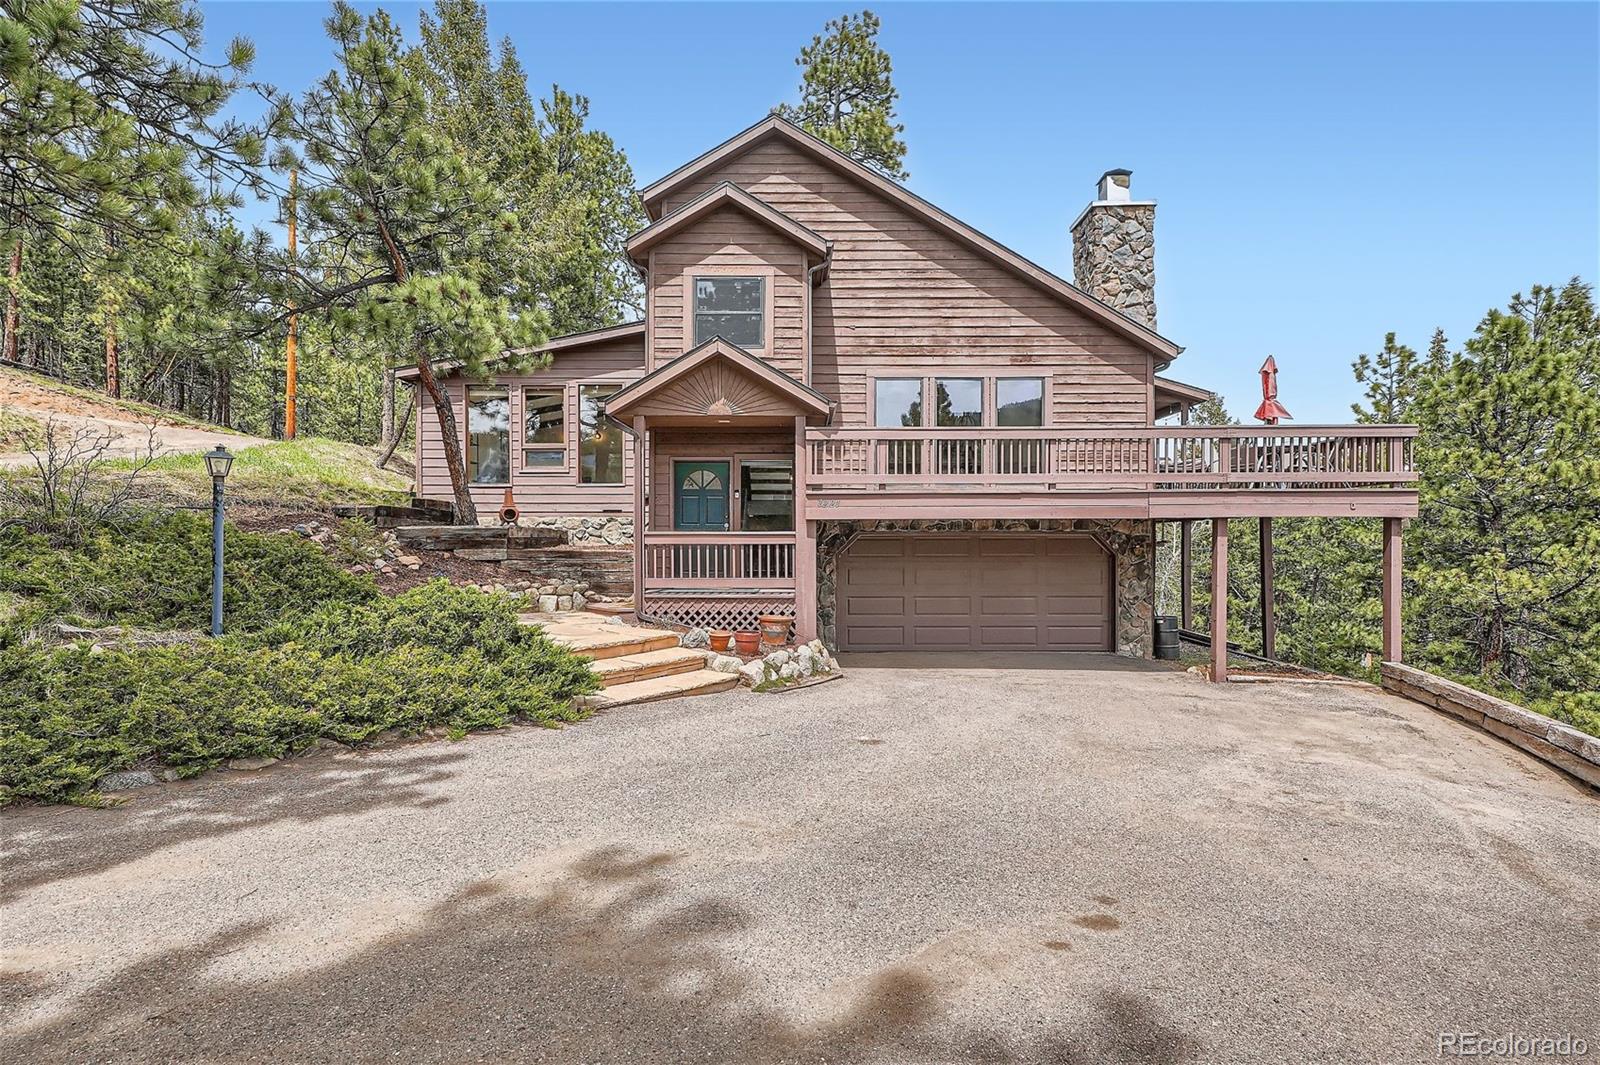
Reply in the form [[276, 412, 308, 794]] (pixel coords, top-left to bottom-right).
[[673, 461, 730, 531]]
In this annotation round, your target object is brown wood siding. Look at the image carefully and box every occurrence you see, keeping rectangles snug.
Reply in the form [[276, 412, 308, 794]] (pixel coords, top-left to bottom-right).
[[415, 336, 644, 517], [648, 206, 808, 381], [648, 428, 792, 530], [661, 141, 1152, 427]]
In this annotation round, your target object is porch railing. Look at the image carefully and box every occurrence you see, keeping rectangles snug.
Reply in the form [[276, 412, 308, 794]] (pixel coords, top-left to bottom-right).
[[805, 425, 1418, 492], [641, 532, 797, 589]]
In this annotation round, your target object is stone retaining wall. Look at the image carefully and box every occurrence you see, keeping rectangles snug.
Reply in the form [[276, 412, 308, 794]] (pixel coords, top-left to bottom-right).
[[392, 524, 633, 596], [815, 519, 1155, 657], [1380, 663, 1600, 790], [523, 516, 634, 546]]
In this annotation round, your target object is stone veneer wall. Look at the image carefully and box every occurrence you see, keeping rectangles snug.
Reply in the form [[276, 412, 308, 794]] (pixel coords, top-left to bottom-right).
[[1070, 204, 1157, 329], [522, 515, 633, 546], [815, 519, 1155, 657]]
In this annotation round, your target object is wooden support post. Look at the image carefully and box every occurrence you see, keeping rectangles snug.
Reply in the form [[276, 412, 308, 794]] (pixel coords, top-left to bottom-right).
[[632, 416, 646, 611], [793, 416, 818, 642], [1260, 516, 1276, 660], [1178, 519, 1193, 631], [1383, 516, 1403, 663], [1211, 517, 1229, 683]]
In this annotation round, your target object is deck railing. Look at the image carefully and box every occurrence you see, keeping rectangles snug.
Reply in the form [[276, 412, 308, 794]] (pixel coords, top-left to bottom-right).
[[806, 426, 1418, 492], [641, 532, 797, 589]]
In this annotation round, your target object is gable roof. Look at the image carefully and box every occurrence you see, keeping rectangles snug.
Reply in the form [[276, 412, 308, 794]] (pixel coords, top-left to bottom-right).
[[394, 320, 644, 381], [603, 336, 832, 422], [627, 182, 830, 265], [640, 116, 1183, 365]]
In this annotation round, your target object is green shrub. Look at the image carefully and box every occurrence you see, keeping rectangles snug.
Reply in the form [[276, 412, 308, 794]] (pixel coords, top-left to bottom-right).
[[0, 511, 374, 634], [0, 583, 597, 804], [328, 516, 386, 566], [1542, 692, 1600, 740]]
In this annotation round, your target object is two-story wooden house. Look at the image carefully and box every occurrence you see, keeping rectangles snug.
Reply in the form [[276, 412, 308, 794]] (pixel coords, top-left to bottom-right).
[[410, 117, 1418, 680]]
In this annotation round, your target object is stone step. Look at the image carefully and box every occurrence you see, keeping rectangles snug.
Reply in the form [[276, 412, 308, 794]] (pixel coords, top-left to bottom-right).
[[525, 612, 681, 661], [580, 668, 740, 709], [584, 600, 635, 617], [590, 647, 707, 688]]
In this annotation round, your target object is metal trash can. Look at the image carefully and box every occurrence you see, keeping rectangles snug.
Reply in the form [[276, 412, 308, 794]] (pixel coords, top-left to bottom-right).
[[1154, 615, 1181, 660]]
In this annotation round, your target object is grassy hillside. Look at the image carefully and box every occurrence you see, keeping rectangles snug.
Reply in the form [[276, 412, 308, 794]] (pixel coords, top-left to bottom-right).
[[127, 439, 412, 508]]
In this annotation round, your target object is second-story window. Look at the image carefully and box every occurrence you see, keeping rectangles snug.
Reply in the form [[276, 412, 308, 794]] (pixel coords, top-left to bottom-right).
[[996, 378, 1045, 426], [934, 378, 983, 427], [693, 276, 764, 348]]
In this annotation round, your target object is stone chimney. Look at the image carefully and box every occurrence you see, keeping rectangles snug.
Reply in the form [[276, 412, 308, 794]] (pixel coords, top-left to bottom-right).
[[1070, 169, 1157, 329]]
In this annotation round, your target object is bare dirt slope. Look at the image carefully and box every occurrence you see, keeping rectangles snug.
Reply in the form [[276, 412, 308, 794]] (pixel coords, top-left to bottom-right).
[[0, 366, 269, 467]]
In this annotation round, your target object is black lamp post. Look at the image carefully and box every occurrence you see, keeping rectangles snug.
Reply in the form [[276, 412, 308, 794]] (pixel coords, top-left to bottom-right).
[[204, 446, 235, 636]]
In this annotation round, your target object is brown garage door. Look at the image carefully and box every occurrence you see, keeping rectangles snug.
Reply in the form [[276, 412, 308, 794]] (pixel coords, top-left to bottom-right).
[[836, 535, 1112, 652]]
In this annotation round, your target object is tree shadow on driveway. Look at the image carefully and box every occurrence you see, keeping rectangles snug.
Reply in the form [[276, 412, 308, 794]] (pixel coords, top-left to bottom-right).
[[1, 843, 1204, 1064], [1, 746, 468, 904]]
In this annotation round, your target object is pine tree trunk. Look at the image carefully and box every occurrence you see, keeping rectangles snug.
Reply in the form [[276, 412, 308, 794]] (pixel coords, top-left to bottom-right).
[[375, 390, 414, 470], [3, 238, 19, 365], [216, 365, 231, 426], [380, 363, 396, 448], [413, 344, 477, 524], [103, 311, 120, 399]]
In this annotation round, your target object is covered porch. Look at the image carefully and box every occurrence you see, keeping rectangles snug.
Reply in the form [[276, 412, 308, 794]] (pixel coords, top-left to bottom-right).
[[603, 337, 832, 640]]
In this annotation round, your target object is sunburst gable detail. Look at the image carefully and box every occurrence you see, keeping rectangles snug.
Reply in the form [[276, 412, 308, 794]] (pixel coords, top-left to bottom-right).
[[645, 360, 796, 418]]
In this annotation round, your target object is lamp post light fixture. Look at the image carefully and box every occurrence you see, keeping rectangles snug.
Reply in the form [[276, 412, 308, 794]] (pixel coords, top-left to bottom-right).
[[204, 446, 234, 636]]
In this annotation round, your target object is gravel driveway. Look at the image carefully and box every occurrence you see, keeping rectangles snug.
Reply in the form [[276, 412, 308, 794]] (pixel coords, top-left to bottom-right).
[[4, 656, 1597, 1063]]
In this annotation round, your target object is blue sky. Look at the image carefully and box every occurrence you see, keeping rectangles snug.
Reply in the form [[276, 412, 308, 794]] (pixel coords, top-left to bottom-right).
[[201, 1, 1599, 423]]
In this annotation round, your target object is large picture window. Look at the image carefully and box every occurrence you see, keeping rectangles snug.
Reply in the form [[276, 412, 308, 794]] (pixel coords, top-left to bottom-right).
[[693, 276, 764, 348], [522, 388, 565, 469], [578, 385, 624, 485], [996, 378, 1045, 426], [740, 460, 795, 532], [466, 386, 510, 484], [874, 378, 923, 427], [934, 378, 983, 427]]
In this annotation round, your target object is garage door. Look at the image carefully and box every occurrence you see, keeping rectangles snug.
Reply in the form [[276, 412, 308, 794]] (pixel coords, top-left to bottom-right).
[[836, 535, 1112, 652]]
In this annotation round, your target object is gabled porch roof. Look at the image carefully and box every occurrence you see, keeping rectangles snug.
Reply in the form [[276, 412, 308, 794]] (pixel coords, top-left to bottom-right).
[[603, 337, 833, 427], [626, 182, 831, 267]]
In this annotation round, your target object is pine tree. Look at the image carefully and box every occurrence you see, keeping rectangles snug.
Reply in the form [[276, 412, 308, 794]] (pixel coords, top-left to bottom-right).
[[0, 0, 264, 248], [775, 10, 909, 181], [406, 0, 643, 333], [1351, 332, 1424, 423], [1409, 279, 1600, 707], [267, 2, 550, 523]]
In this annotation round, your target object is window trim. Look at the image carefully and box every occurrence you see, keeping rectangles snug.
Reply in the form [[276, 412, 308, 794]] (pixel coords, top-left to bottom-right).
[[463, 384, 512, 486], [681, 264, 776, 354], [519, 385, 567, 473]]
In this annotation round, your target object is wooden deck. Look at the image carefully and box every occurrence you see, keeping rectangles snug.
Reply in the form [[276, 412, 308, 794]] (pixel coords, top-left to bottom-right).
[[804, 424, 1419, 519]]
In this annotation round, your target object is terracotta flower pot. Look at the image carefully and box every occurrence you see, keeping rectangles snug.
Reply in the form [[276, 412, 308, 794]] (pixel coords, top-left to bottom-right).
[[733, 631, 761, 656], [758, 614, 792, 651], [708, 629, 733, 653]]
